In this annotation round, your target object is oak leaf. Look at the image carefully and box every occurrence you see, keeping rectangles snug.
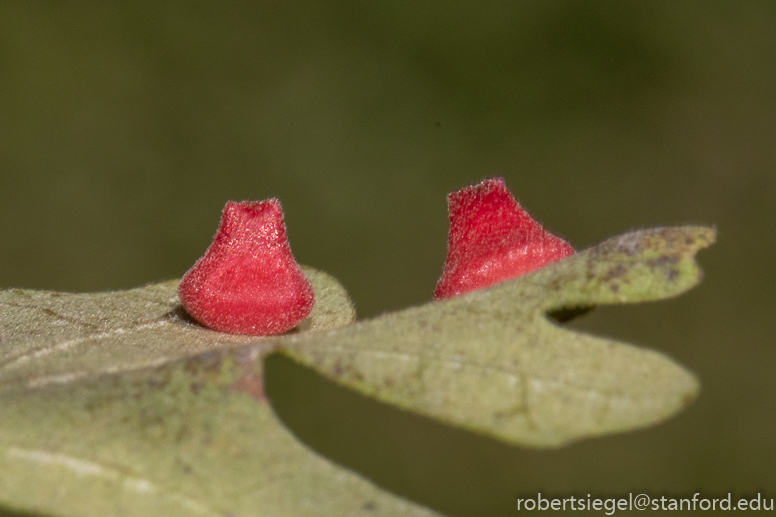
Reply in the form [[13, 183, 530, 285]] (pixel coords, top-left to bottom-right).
[[0, 227, 714, 516]]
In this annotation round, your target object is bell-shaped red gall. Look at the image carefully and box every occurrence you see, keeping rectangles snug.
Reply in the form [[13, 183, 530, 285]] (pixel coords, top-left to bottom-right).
[[434, 177, 575, 300], [178, 199, 315, 335]]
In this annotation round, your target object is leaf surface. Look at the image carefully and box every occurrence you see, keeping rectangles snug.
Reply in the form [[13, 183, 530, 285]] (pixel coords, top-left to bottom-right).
[[0, 267, 354, 392], [0, 267, 438, 517], [282, 227, 714, 447], [0, 227, 714, 516]]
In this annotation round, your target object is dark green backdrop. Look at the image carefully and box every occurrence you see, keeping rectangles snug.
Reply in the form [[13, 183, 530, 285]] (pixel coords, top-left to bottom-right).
[[1, 2, 774, 515]]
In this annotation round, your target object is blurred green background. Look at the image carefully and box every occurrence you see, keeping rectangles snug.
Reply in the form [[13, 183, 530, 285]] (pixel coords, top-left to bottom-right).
[[1, 1, 774, 515]]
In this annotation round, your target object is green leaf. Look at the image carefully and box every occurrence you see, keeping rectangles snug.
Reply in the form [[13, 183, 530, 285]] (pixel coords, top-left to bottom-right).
[[282, 227, 714, 447], [0, 267, 439, 517], [0, 266, 353, 392], [0, 227, 714, 516]]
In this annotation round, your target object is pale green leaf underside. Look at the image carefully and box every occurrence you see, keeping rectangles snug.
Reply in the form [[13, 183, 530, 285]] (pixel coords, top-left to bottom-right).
[[282, 227, 714, 447], [0, 266, 353, 392], [0, 361, 437, 517], [0, 268, 440, 517], [0, 227, 713, 516]]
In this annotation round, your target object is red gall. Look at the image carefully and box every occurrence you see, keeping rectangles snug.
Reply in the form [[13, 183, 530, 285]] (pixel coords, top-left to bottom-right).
[[434, 177, 575, 299], [179, 199, 314, 335]]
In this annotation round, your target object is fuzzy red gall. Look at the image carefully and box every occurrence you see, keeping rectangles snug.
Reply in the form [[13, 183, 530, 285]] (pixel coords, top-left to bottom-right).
[[178, 199, 315, 336], [434, 177, 575, 300]]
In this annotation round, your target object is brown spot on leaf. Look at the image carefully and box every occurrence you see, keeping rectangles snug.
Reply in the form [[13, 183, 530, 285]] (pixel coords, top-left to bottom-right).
[[654, 254, 680, 269], [228, 346, 273, 403], [602, 264, 628, 282], [190, 381, 204, 395], [182, 349, 226, 377], [231, 370, 266, 403]]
